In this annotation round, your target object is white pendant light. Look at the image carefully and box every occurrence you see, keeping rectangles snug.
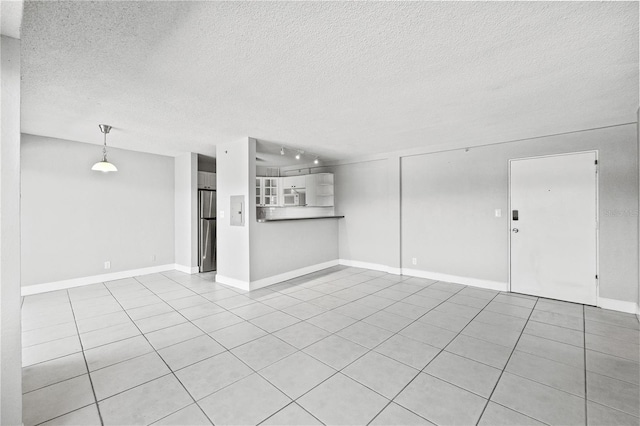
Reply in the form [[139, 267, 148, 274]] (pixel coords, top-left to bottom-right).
[[91, 124, 118, 172]]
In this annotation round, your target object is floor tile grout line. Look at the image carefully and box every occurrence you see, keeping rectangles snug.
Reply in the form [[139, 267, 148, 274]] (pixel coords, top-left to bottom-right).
[[22, 276, 440, 353], [584, 317, 640, 331], [484, 401, 554, 426], [21, 334, 83, 355], [256, 401, 327, 426], [24, 269, 441, 424], [132, 274, 319, 422], [275, 277, 451, 379], [582, 326, 640, 344], [421, 345, 595, 404], [151, 402, 212, 426], [474, 297, 541, 426], [63, 289, 105, 426], [101, 280, 218, 426], [587, 401, 640, 421], [184, 271, 444, 423], [31, 404, 98, 426], [366, 287, 501, 425], [22, 371, 89, 397], [26, 267, 634, 425], [353, 285, 482, 424], [452, 309, 639, 391], [167, 266, 388, 421]]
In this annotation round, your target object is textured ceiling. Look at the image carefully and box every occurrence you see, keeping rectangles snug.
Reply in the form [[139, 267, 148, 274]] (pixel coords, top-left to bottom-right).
[[21, 1, 638, 161], [1, 0, 23, 39]]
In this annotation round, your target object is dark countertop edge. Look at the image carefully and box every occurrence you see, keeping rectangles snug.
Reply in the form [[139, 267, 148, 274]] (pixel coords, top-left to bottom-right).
[[257, 215, 345, 223]]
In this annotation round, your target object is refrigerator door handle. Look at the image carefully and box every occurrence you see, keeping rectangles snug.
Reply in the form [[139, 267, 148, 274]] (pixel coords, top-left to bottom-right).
[[203, 220, 210, 260]]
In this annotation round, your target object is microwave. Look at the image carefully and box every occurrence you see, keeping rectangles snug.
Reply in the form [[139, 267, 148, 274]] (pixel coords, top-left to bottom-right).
[[283, 191, 305, 206]]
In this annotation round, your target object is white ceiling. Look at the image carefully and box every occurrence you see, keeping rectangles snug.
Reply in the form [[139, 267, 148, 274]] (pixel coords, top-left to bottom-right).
[[21, 1, 638, 162]]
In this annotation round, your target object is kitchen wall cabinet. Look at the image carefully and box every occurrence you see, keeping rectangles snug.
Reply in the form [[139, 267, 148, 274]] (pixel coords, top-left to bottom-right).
[[198, 171, 216, 189], [305, 173, 334, 206], [256, 177, 279, 206], [282, 175, 306, 189], [256, 173, 334, 208]]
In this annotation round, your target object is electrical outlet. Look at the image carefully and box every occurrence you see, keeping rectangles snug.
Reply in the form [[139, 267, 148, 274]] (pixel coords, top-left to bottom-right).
[[412, 258, 417, 265], [151, 255, 156, 262], [104, 261, 111, 269]]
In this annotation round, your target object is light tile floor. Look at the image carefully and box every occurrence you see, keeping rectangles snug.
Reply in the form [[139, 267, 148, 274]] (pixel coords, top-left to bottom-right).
[[21, 266, 640, 425]]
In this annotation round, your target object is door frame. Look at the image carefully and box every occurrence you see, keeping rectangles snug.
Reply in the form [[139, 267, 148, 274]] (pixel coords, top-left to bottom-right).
[[507, 150, 600, 306]]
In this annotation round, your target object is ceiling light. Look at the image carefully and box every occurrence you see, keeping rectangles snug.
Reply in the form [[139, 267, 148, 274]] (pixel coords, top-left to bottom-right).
[[295, 151, 301, 160], [314, 157, 319, 164], [91, 124, 118, 172], [280, 147, 285, 156]]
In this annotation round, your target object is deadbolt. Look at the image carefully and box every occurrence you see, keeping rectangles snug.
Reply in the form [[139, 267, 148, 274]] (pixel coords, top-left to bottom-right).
[[512, 228, 519, 233]]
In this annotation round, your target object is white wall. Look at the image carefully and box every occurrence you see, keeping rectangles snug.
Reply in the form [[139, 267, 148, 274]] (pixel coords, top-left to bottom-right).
[[217, 138, 340, 288], [216, 138, 252, 286], [21, 134, 175, 286], [1, 34, 23, 426], [174, 153, 198, 272], [251, 165, 339, 284], [329, 160, 393, 267], [250, 220, 339, 282], [333, 124, 638, 306], [402, 124, 638, 303]]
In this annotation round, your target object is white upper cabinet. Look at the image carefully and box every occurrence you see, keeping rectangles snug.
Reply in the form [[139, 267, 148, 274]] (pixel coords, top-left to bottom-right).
[[256, 177, 280, 206], [305, 173, 334, 206], [198, 172, 216, 190], [282, 175, 306, 189]]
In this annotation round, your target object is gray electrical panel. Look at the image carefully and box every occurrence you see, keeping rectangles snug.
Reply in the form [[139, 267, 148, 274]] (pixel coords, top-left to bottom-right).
[[230, 195, 245, 226]]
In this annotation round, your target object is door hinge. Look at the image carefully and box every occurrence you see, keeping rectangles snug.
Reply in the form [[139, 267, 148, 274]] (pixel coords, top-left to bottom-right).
[[595, 274, 598, 279]]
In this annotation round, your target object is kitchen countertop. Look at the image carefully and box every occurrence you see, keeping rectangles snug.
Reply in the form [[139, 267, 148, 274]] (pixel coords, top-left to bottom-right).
[[257, 215, 344, 223]]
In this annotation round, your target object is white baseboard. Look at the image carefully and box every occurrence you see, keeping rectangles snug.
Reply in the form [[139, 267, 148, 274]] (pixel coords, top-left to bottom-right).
[[400, 268, 509, 292], [215, 274, 251, 291], [251, 260, 340, 290], [21, 264, 176, 296], [174, 264, 199, 274], [337, 259, 508, 291], [598, 297, 639, 315], [338, 259, 402, 275]]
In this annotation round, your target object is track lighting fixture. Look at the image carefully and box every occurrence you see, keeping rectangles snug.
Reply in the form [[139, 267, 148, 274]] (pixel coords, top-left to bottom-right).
[[277, 146, 320, 164]]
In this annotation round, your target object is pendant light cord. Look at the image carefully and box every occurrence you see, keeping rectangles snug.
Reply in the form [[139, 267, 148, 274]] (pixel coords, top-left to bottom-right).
[[102, 132, 108, 161]]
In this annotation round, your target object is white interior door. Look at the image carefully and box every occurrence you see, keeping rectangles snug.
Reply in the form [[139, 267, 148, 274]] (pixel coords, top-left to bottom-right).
[[510, 152, 597, 305]]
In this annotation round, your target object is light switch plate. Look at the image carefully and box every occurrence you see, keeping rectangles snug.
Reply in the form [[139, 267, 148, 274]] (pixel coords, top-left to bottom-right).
[[495, 209, 502, 218]]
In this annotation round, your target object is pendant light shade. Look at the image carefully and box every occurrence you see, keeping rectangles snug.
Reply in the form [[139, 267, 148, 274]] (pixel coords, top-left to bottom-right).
[[91, 124, 118, 172], [91, 160, 118, 172]]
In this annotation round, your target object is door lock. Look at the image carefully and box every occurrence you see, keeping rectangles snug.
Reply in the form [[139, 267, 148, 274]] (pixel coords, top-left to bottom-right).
[[512, 228, 519, 233]]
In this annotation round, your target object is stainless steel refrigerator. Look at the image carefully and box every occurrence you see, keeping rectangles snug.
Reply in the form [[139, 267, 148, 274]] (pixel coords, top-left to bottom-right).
[[199, 190, 216, 272]]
